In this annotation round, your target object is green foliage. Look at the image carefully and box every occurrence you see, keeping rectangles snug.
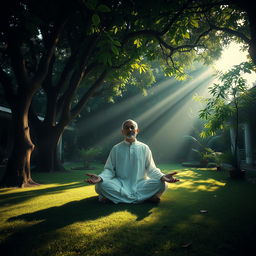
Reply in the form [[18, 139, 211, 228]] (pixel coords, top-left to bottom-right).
[[79, 147, 102, 168], [92, 14, 100, 26], [184, 134, 221, 166], [221, 150, 238, 166], [1, 0, 256, 179], [2, 0, 252, 120], [196, 61, 255, 171], [204, 149, 223, 167], [198, 62, 255, 137]]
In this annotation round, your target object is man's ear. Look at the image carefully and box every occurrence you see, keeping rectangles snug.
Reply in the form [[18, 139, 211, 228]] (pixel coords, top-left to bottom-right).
[[136, 128, 140, 134]]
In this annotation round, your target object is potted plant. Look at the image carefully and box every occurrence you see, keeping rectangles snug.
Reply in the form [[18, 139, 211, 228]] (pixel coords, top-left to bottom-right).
[[205, 149, 223, 171]]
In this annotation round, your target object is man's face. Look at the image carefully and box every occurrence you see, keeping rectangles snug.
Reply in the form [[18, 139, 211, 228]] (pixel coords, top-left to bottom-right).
[[122, 121, 139, 140]]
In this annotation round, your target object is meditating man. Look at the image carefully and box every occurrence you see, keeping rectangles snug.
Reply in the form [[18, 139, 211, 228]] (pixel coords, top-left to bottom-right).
[[85, 119, 179, 204]]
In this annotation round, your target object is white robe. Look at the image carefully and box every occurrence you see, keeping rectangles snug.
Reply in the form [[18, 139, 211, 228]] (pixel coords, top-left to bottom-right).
[[95, 139, 166, 204]]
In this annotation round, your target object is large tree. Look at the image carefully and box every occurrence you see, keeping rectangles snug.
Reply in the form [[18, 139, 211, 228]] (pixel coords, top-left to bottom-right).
[[0, 0, 69, 186], [0, 0, 255, 186]]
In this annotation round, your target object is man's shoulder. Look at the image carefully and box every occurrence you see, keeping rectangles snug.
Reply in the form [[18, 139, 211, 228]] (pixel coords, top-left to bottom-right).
[[112, 141, 125, 149], [136, 140, 150, 150]]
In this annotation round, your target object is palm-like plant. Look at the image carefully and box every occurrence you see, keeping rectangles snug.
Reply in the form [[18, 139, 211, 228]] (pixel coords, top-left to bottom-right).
[[184, 134, 221, 168]]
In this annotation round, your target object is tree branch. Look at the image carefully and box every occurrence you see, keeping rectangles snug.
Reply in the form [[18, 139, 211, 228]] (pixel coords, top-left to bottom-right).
[[160, 0, 193, 35], [122, 29, 161, 45], [57, 33, 100, 118], [55, 36, 90, 95], [70, 69, 108, 118], [32, 19, 67, 88], [7, 31, 30, 88], [209, 24, 251, 44]]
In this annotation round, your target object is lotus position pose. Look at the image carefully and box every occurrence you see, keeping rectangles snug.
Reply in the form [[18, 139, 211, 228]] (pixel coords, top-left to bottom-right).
[[85, 119, 179, 204]]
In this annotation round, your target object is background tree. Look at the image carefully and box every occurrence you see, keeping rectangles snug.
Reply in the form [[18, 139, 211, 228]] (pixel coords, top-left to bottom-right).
[[198, 62, 255, 178], [1, 0, 256, 186], [0, 0, 68, 186]]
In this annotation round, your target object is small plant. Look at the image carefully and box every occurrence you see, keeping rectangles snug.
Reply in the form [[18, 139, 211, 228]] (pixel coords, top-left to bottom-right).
[[184, 134, 221, 167], [205, 149, 223, 171], [79, 147, 102, 169]]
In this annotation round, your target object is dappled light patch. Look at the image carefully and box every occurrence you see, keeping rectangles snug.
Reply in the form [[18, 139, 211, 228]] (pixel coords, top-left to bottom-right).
[[168, 168, 226, 192], [189, 214, 219, 227], [170, 178, 226, 192], [173, 169, 202, 178], [1, 167, 256, 256], [191, 167, 218, 171], [175, 221, 190, 231]]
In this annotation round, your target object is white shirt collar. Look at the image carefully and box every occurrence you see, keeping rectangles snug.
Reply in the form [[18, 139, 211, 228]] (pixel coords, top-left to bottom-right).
[[123, 138, 138, 145]]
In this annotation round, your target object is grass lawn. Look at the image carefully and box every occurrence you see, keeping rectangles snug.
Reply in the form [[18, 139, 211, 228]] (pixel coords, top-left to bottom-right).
[[1, 163, 256, 256]]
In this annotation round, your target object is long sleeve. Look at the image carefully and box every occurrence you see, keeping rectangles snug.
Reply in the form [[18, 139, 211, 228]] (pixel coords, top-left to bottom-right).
[[145, 147, 165, 180], [95, 140, 167, 204], [98, 147, 116, 180]]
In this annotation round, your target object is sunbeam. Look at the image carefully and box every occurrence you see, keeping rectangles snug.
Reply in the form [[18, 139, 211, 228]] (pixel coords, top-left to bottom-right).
[[146, 75, 214, 162], [78, 78, 178, 134], [213, 42, 256, 86], [84, 67, 214, 163]]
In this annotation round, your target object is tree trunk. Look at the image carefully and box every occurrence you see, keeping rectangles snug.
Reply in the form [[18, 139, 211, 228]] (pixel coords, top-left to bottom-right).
[[32, 127, 66, 172], [234, 0, 256, 65], [0, 99, 37, 187]]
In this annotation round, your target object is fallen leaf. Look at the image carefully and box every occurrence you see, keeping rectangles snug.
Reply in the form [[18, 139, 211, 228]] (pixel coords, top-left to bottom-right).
[[181, 242, 192, 248]]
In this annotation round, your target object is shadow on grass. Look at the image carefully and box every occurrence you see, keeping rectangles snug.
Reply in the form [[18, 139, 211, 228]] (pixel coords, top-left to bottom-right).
[[0, 182, 87, 207], [0, 167, 247, 209], [0, 168, 226, 208], [2, 168, 256, 256], [8, 196, 156, 223], [1, 196, 157, 256]]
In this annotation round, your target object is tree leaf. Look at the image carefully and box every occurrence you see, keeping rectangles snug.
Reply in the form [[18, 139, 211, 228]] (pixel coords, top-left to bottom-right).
[[97, 4, 111, 12], [113, 40, 121, 46], [134, 39, 142, 48], [191, 19, 199, 28], [113, 26, 118, 34], [85, 0, 98, 10], [183, 32, 190, 39], [92, 14, 100, 26], [111, 45, 119, 55]]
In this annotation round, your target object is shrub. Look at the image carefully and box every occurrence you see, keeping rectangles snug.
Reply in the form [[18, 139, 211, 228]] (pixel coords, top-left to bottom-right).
[[79, 147, 102, 168]]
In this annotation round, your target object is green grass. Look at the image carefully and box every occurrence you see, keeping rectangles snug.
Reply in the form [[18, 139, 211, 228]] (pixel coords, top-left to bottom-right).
[[1, 163, 256, 256]]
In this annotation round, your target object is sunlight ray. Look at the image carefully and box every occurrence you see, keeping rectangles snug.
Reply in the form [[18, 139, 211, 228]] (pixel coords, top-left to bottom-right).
[[93, 67, 214, 159], [78, 78, 178, 134]]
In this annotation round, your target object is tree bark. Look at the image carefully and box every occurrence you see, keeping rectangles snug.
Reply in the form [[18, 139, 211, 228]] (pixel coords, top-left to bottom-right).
[[32, 127, 65, 172], [232, 0, 256, 65], [1, 94, 37, 187], [246, 8, 256, 65]]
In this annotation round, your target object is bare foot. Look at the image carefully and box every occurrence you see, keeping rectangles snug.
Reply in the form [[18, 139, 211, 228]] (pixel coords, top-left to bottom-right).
[[98, 196, 111, 204]]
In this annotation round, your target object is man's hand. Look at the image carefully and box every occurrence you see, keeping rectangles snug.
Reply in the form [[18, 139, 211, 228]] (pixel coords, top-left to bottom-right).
[[85, 173, 102, 184], [161, 172, 179, 183]]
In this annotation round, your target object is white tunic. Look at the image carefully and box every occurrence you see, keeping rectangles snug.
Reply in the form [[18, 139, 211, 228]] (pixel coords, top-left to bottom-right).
[[96, 139, 166, 203]]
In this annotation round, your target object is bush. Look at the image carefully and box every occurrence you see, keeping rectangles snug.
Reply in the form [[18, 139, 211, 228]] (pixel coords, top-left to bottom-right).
[[79, 147, 102, 168]]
